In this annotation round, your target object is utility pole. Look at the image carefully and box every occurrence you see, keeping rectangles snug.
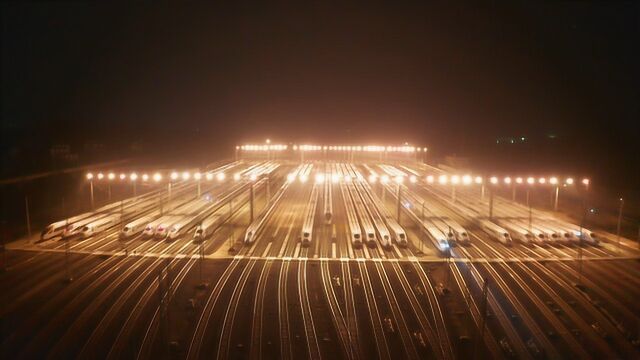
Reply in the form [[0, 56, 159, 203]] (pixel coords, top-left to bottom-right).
[[158, 267, 168, 352], [488, 189, 494, 220], [266, 175, 271, 204], [474, 277, 489, 359], [249, 183, 255, 223], [25, 196, 32, 237], [197, 230, 208, 289], [167, 182, 172, 212], [577, 209, 588, 287], [1, 220, 7, 272], [64, 234, 73, 283], [396, 184, 402, 223], [616, 198, 624, 253], [553, 186, 559, 211], [89, 180, 95, 209], [527, 189, 532, 230]]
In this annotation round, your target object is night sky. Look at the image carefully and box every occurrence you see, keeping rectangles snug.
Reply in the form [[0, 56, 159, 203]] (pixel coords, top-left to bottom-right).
[[2, 3, 639, 188]]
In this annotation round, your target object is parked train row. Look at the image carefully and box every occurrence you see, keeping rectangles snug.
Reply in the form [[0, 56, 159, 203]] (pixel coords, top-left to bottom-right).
[[123, 161, 279, 243], [323, 163, 333, 225], [335, 163, 407, 249], [41, 173, 200, 241], [374, 164, 469, 253], [300, 184, 319, 245], [406, 163, 601, 247], [40, 161, 283, 247]]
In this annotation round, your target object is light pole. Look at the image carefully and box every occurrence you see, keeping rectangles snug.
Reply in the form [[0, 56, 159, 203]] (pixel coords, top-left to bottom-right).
[[577, 207, 595, 287], [266, 139, 271, 161], [25, 196, 31, 237], [549, 177, 559, 211], [616, 197, 624, 253], [526, 177, 534, 230], [266, 174, 271, 204], [488, 177, 497, 220], [249, 180, 255, 223], [107, 173, 115, 200], [87, 173, 95, 209], [130, 173, 138, 197], [195, 172, 202, 198], [395, 177, 403, 222], [474, 277, 489, 359]]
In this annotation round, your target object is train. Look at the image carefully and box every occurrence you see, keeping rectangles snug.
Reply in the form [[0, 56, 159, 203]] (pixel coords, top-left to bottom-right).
[[192, 214, 224, 243], [41, 214, 93, 241], [323, 176, 333, 225], [478, 219, 513, 246], [78, 214, 121, 239], [340, 179, 362, 248], [348, 180, 377, 248], [423, 223, 451, 255], [120, 214, 157, 240], [494, 219, 534, 245], [354, 181, 392, 249], [301, 185, 319, 246], [154, 216, 182, 240]]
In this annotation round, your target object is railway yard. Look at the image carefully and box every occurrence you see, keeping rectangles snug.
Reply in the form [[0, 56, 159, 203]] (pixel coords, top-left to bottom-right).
[[1, 158, 639, 359]]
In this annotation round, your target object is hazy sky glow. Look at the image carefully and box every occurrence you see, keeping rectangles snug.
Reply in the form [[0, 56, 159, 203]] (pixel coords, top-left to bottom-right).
[[2, 3, 638, 186]]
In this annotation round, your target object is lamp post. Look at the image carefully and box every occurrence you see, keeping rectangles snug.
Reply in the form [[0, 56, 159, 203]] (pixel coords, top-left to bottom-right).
[[451, 176, 458, 203], [526, 177, 534, 230], [195, 172, 202, 198], [577, 207, 595, 287], [488, 177, 498, 219], [87, 173, 95, 209], [266, 139, 271, 161], [130, 173, 138, 197], [25, 196, 31, 237], [395, 176, 403, 222], [616, 198, 624, 253], [249, 178, 255, 223], [549, 177, 559, 211]]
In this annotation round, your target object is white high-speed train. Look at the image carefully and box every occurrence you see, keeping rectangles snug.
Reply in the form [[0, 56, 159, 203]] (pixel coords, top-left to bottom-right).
[[478, 219, 513, 246], [301, 185, 319, 246], [79, 214, 121, 239], [193, 214, 224, 243], [120, 214, 158, 240], [341, 181, 362, 248]]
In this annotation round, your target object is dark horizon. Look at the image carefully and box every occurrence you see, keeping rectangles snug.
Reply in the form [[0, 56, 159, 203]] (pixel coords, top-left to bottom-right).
[[2, 3, 639, 189]]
